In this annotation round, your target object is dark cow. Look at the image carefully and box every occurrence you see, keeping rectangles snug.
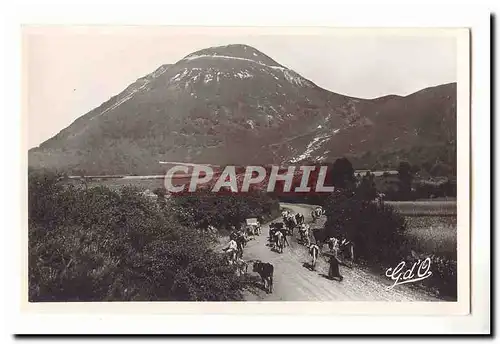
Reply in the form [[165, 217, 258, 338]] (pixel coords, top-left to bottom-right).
[[286, 215, 297, 229], [269, 222, 282, 245], [295, 213, 305, 226], [252, 261, 274, 293], [269, 222, 289, 249]]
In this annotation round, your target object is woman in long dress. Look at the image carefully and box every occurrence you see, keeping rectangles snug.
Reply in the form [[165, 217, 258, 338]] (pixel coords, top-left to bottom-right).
[[328, 244, 344, 281]]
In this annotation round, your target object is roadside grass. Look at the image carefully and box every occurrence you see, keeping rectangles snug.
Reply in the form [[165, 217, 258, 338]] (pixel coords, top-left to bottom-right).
[[404, 216, 457, 260]]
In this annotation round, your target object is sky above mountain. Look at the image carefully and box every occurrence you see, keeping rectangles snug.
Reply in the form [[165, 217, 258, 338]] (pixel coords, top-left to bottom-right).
[[25, 27, 458, 149]]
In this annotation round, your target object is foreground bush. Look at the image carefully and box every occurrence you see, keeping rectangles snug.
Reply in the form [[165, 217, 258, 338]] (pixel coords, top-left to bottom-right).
[[28, 171, 245, 301], [400, 252, 457, 300], [323, 189, 456, 300]]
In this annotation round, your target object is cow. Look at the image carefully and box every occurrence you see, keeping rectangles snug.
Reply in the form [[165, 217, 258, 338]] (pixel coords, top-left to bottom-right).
[[282, 215, 298, 238], [269, 222, 282, 244], [298, 224, 310, 246], [222, 239, 238, 265], [282, 227, 292, 247], [325, 235, 355, 265], [284, 214, 297, 231], [252, 261, 274, 294], [235, 257, 249, 276], [255, 224, 262, 235], [338, 238, 355, 264], [281, 210, 290, 220], [246, 224, 260, 236], [274, 231, 285, 253], [311, 206, 324, 222], [309, 244, 320, 271], [295, 213, 305, 226]]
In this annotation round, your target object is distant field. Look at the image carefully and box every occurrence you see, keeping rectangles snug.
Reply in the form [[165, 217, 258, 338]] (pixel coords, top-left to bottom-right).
[[385, 201, 457, 216], [384, 200, 457, 259], [404, 216, 457, 259], [66, 177, 165, 191]]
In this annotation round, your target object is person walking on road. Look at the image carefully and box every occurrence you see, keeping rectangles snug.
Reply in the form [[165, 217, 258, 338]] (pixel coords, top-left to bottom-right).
[[327, 242, 344, 281]]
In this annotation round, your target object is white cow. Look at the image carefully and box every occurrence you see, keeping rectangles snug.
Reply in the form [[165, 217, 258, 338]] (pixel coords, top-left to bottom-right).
[[329, 237, 355, 264], [309, 244, 320, 271], [311, 207, 323, 222]]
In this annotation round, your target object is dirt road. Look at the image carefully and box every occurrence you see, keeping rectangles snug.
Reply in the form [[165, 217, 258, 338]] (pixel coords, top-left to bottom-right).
[[242, 203, 440, 301]]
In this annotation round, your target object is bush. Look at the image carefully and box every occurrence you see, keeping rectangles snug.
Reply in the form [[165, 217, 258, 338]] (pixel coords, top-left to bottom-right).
[[323, 190, 407, 265], [323, 189, 457, 300], [400, 252, 457, 300], [28, 172, 245, 302]]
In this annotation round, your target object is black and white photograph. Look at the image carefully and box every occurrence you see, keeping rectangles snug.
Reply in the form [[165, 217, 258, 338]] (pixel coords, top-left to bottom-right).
[[24, 26, 470, 309]]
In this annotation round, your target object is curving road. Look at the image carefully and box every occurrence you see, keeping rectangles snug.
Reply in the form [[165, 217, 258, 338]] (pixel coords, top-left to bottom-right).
[[242, 203, 440, 301]]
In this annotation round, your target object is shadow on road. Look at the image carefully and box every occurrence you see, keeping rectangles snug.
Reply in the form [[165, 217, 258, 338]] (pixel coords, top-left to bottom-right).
[[319, 273, 343, 282], [243, 274, 270, 295], [302, 262, 315, 271]]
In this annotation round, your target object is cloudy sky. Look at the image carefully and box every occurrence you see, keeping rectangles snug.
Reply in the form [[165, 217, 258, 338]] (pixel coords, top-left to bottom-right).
[[25, 26, 458, 149]]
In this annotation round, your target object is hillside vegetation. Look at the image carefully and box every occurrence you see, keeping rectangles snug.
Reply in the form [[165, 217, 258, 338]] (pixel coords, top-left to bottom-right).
[[28, 169, 279, 301]]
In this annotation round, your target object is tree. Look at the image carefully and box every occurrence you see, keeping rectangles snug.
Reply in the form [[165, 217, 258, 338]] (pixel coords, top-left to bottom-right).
[[410, 164, 421, 175], [328, 157, 355, 190], [357, 171, 377, 201], [397, 161, 413, 199]]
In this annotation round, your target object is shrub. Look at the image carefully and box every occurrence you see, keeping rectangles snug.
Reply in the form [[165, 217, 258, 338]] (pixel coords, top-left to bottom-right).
[[323, 190, 408, 266], [400, 252, 457, 300], [28, 172, 245, 302], [323, 189, 457, 300]]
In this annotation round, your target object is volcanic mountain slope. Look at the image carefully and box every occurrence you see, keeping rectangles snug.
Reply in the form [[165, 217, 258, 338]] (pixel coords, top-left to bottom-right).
[[28, 44, 457, 175]]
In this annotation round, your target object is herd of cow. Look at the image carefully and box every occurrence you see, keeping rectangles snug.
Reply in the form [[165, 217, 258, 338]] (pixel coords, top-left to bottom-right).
[[222, 207, 355, 294]]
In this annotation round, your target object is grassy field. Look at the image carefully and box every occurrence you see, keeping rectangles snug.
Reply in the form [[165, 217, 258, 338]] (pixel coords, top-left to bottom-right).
[[385, 200, 457, 216], [404, 216, 457, 260], [386, 200, 457, 258], [66, 177, 165, 191]]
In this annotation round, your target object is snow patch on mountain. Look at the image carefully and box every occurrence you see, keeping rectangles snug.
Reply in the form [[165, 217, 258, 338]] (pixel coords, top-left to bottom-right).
[[289, 133, 332, 163], [204, 73, 213, 84], [235, 70, 253, 79], [181, 54, 312, 87], [171, 69, 189, 83]]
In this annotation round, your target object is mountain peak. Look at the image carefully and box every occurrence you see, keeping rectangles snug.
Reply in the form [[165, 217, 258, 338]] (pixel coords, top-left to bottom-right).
[[182, 44, 281, 67]]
